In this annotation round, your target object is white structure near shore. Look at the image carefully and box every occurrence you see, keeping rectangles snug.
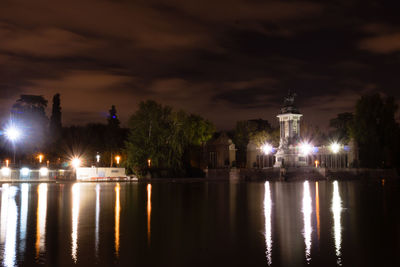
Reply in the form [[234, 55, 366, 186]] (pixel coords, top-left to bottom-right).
[[247, 92, 358, 169]]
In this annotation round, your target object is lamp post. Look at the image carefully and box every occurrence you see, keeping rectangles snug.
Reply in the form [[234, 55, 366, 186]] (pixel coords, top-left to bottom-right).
[[96, 153, 100, 164]]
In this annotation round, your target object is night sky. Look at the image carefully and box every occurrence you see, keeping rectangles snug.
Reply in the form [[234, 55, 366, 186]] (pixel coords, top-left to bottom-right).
[[1, 0, 400, 129]]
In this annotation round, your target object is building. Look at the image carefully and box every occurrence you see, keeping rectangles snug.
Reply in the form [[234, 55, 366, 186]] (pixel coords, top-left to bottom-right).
[[206, 132, 236, 168]]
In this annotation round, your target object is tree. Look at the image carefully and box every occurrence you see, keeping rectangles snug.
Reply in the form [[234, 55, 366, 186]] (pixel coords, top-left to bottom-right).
[[10, 95, 48, 154], [49, 93, 62, 142], [351, 94, 398, 168], [106, 105, 122, 166], [329, 112, 353, 142], [233, 119, 273, 167], [249, 129, 279, 148], [125, 100, 214, 177]]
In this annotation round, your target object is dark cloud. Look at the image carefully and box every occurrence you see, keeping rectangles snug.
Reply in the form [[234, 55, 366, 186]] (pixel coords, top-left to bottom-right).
[[0, 0, 399, 130]]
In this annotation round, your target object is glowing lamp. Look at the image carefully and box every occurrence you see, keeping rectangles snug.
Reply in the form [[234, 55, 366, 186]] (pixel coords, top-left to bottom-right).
[[39, 167, 49, 176], [300, 142, 313, 155], [72, 158, 81, 169], [330, 142, 341, 154], [115, 155, 121, 165], [20, 167, 30, 176], [96, 154, 100, 163], [5, 126, 21, 141], [1, 167, 11, 176], [38, 154, 44, 163], [261, 143, 273, 155]]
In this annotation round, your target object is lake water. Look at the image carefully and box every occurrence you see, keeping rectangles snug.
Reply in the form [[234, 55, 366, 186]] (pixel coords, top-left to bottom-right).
[[0, 180, 399, 266]]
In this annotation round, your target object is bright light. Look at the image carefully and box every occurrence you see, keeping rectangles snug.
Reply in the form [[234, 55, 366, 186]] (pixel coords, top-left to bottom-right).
[[72, 158, 81, 169], [264, 182, 272, 265], [302, 181, 312, 263], [115, 155, 121, 165], [38, 154, 44, 163], [300, 142, 313, 155], [5, 159, 9, 167], [147, 159, 151, 167], [330, 142, 341, 154], [96, 154, 100, 163], [261, 143, 273, 155], [332, 181, 342, 265], [20, 167, 30, 177], [1, 167, 11, 177], [5, 126, 21, 142], [39, 167, 48, 177]]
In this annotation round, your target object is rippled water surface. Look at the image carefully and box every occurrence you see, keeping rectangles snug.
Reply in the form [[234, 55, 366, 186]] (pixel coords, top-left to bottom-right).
[[0, 180, 399, 266]]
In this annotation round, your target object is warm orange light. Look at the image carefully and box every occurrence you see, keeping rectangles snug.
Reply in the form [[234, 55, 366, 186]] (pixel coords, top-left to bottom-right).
[[315, 160, 319, 168], [147, 184, 152, 245], [147, 159, 151, 168], [115, 183, 121, 257], [315, 182, 320, 241], [5, 159, 9, 167], [38, 154, 44, 163], [115, 155, 121, 165]]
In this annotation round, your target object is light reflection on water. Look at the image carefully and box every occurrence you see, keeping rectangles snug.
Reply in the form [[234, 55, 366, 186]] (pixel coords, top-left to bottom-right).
[[332, 181, 343, 266], [71, 183, 80, 263], [115, 183, 121, 257], [302, 181, 313, 263], [264, 181, 272, 266], [0, 180, 396, 266], [95, 184, 100, 258], [315, 182, 320, 242], [147, 183, 152, 246], [35, 183, 48, 260], [3, 185, 17, 267], [19, 184, 29, 253]]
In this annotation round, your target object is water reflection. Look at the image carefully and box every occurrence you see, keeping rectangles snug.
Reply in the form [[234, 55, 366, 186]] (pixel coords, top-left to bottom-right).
[[95, 184, 100, 258], [71, 183, 81, 263], [315, 182, 320, 241], [35, 183, 48, 260], [2, 185, 18, 267], [264, 182, 272, 266], [19, 184, 29, 253], [115, 183, 121, 257], [332, 181, 342, 266], [0, 184, 10, 244], [147, 184, 152, 246], [302, 181, 312, 263]]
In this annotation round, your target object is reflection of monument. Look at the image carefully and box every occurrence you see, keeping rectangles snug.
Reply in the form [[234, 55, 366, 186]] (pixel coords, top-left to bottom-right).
[[274, 91, 306, 167]]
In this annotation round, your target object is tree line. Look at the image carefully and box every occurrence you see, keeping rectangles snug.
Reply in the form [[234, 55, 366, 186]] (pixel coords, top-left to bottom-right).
[[1, 93, 398, 175]]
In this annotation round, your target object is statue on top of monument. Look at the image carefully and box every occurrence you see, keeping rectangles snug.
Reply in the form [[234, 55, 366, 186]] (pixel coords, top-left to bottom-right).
[[281, 90, 300, 114], [283, 90, 296, 107]]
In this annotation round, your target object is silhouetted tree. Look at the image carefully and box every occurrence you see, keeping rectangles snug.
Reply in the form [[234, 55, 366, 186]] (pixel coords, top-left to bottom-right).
[[10, 95, 48, 154], [329, 112, 353, 142], [106, 105, 122, 166], [351, 94, 398, 168], [49, 93, 62, 142]]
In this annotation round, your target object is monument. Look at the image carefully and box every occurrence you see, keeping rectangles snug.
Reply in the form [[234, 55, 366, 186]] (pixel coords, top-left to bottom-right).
[[274, 91, 307, 167]]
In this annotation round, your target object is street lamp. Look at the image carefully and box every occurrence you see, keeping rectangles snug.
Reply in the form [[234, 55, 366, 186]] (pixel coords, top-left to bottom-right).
[[5, 125, 21, 164], [38, 154, 44, 164], [261, 143, 273, 155], [299, 142, 313, 156], [96, 153, 100, 163], [330, 142, 341, 154], [72, 158, 81, 169], [115, 155, 121, 165]]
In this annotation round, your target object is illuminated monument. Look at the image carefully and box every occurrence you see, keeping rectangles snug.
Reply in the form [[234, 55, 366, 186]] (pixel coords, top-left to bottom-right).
[[274, 91, 307, 167]]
